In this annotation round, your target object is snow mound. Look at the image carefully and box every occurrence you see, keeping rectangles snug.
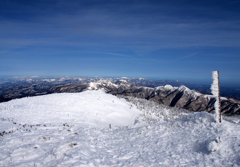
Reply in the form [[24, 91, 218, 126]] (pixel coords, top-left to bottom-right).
[[0, 90, 141, 128]]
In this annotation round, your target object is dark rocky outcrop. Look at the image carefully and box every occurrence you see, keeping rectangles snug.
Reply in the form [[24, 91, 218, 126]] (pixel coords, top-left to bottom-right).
[[49, 84, 88, 93]]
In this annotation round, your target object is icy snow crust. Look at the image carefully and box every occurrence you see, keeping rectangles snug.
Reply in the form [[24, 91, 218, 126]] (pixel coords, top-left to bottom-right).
[[0, 91, 240, 166]]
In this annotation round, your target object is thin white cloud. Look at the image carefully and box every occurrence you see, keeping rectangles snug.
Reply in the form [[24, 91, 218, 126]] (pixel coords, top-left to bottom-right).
[[171, 53, 199, 62]]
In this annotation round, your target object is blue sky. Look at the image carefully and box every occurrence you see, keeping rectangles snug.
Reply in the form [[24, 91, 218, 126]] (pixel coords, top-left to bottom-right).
[[0, 0, 240, 87]]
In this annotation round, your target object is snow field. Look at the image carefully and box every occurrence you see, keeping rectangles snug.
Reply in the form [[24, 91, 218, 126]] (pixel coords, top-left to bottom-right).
[[0, 90, 141, 129], [0, 90, 240, 166]]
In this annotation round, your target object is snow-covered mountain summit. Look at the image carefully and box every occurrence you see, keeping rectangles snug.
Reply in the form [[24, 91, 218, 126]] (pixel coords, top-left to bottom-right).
[[0, 90, 141, 129], [0, 90, 240, 166]]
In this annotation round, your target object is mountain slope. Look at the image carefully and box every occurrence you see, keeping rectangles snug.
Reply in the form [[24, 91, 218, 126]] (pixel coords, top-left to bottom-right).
[[0, 90, 240, 166], [0, 90, 141, 129]]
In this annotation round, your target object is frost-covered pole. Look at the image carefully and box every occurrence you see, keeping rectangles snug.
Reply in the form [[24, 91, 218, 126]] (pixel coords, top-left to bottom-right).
[[211, 71, 221, 123]]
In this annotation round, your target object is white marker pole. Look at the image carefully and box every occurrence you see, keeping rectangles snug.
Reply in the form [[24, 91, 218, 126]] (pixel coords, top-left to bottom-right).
[[211, 71, 221, 123]]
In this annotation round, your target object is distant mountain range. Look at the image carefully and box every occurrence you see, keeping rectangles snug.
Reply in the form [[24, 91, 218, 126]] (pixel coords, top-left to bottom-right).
[[0, 77, 240, 115]]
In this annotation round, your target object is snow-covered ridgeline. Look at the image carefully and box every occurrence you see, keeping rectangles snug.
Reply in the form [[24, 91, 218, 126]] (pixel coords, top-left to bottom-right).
[[88, 79, 134, 91], [2, 77, 238, 114], [86, 80, 240, 115], [42, 79, 240, 115], [89, 79, 205, 100], [88, 79, 227, 101]]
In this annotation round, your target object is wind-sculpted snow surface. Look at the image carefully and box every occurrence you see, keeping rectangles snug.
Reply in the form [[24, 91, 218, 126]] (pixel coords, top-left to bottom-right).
[[0, 91, 240, 166]]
